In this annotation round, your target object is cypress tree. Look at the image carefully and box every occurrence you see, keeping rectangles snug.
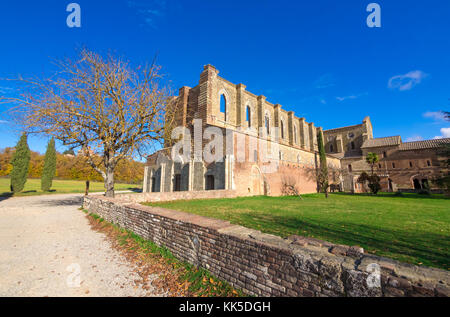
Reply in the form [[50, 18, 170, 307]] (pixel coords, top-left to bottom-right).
[[10, 133, 31, 193], [317, 129, 329, 198], [41, 138, 57, 192]]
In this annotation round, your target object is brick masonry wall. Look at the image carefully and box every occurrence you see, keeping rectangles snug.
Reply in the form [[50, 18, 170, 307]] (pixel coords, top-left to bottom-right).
[[83, 196, 450, 297]]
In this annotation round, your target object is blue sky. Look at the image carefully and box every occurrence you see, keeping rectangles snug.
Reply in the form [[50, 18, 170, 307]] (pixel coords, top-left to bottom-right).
[[0, 0, 449, 154]]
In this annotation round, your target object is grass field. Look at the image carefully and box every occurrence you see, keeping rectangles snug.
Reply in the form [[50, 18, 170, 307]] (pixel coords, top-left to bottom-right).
[[0, 178, 141, 197], [145, 193, 450, 270]]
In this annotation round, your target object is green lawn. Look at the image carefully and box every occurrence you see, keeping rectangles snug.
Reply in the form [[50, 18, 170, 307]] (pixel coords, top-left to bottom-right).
[[145, 193, 450, 270], [0, 178, 141, 197]]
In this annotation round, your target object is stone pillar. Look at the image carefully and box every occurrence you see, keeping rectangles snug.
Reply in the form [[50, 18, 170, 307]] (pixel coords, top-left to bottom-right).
[[257, 95, 266, 136], [309, 122, 317, 151], [178, 86, 191, 127], [224, 154, 235, 190], [143, 166, 149, 193], [199, 65, 219, 126], [299, 118, 307, 149], [288, 111, 294, 146], [148, 168, 154, 193], [336, 134, 344, 153], [236, 84, 246, 127], [160, 163, 166, 193], [274, 104, 281, 129], [168, 162, 174, 192], [188, 159, 194, 191]]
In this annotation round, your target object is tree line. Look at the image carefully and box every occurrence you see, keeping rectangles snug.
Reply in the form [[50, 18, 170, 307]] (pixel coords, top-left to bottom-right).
[[0, 135, 145, 188]]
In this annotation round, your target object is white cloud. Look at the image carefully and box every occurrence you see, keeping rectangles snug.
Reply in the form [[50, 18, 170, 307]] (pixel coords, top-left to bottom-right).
[[423, 111, 446, 122], [441, 127, 450, 138], [433, 127, 450, 139], [314, 74, 335, 89], [336, 92, 368, 102], [128, 0, 169, 28], [388, 70, 428, 91], [406, 135, 423, 142]]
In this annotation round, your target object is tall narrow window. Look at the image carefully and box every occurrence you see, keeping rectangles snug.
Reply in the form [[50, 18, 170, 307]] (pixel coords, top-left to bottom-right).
[[330, 144, 334, 152], [351, 141, 355, 150], [427, 160, 431, 167], [220, 94, 227, 121], [265, 115, 270, 134], [348, 164, 352, 172], [294, 126, 298, 144], [246, 106, 251, 127], [280, 120, 285, 139]]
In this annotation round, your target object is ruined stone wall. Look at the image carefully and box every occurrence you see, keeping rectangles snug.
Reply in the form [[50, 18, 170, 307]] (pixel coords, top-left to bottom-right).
[[84, 196, 449, 297]]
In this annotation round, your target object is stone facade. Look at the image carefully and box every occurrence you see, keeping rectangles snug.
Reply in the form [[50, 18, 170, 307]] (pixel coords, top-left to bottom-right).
[[323, 119, 450, 192], [144, 65, 341, 196], [143, 65, 449, 195], [83, 195, 450, 297]]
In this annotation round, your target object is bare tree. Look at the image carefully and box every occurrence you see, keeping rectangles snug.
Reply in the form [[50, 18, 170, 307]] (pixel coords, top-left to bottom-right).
[[303, 163, 345, 195], [280, 172, 303, 199], [2, 48, 175, 197]]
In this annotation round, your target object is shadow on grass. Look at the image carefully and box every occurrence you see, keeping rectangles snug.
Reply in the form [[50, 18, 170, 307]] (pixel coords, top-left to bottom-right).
[[127, 187, 143, 193], [332, 192, 449, 200], [238, 211, 449, 270]]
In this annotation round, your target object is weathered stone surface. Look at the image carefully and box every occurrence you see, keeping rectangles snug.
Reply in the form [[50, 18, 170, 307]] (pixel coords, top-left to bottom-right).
[[84, 195, 450, 297]]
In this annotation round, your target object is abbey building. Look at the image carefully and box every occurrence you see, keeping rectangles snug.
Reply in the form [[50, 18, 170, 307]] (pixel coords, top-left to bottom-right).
[[143, 65, 449, 195]]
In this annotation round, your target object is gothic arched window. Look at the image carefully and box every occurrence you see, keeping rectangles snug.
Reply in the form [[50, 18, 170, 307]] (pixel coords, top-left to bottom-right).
[[220, 94, 227, 121], [246, 106, 251, 127]]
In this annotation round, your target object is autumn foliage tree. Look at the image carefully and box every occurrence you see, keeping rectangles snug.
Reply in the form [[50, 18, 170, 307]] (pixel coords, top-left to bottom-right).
[[4, 48, 175, 197], [0, 147, 144, 184]]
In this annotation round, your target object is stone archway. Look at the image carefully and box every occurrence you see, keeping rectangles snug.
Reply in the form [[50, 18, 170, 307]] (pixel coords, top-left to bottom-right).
[[250, 165, 264, 195]]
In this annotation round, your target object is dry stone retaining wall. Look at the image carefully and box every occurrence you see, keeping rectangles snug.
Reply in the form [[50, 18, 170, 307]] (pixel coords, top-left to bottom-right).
[[83, 195, 449, 297]]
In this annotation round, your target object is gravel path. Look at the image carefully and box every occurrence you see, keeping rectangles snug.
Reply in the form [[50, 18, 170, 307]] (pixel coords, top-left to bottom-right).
[[0, 193, 164, 297]]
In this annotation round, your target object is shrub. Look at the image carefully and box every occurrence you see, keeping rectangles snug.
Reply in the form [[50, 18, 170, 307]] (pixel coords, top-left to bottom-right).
[[10, 133, 30, 193], [41, 138, 57, 192], [357, 172, 381, 195]]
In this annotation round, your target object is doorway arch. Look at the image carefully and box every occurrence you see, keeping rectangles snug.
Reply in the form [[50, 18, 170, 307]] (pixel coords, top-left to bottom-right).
[[250, 165, 264, 195]]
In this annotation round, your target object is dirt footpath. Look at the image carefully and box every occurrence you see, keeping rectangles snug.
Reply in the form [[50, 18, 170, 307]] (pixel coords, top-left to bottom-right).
[[0, 193, 164, 297]]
